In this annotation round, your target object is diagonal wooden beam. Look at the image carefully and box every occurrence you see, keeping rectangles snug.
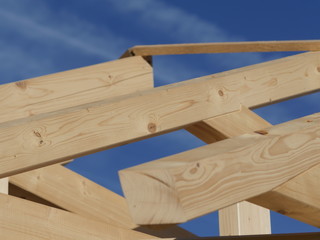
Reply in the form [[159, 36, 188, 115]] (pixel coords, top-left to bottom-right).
[[0, 51, 320, 178], [187, 107, 271, 235], [9, 165, 196, 238], [0, 193, 156, 240], [188, 108, 320, 227], [119, 112, 320, 224], [0, 56, 153, 124], [128, 40, 320, 56]]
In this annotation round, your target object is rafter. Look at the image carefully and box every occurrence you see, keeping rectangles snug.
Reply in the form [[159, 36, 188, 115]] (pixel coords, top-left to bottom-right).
[[0, 193, 155, 240], [0, 56, 152, 124], [0, 52, 319, 178], [119, 113, 320, 224], [9, 165, 195, 238]]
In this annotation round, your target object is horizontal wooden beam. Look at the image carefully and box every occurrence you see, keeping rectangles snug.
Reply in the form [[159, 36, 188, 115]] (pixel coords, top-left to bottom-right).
[[0, 56, 153, 124], [0, 193, 154, 240], [0, 51, 319, 177], [129, 40, 320, 56], [119, 113, 320, 224], [188, 107, 271, 235], [10, 165, 195, 238], [146, 232, 320, 240]]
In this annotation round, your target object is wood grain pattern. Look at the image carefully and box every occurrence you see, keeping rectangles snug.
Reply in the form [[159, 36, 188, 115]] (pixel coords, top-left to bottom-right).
[[9, 165, 195, 238], [1, 51, 320, 177], [0, 193, 154, 240], [0, 56, 153, 124], [129, 40, 320, 56], [187, 107, 271, 235], [249, 163, 320, 227], [119, 113, 320, 224]]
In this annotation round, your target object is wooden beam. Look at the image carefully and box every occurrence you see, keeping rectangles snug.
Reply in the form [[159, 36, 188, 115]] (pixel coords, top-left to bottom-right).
[[249, 163, 320, 227], [119, 112, 320, 224], [9, 165, 196, 238], [129, 40, 320, 56], [0, 56, 153, 124], [0, 193, 155, 240], [144, 232, 320, 240], [187, 107, 271, 235], [189, 108, 320, 228], [9, 183, 65, 209], [0, 51, 319, 177]]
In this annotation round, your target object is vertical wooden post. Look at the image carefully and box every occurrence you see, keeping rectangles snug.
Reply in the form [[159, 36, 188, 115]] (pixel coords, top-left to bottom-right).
[[0, 178, 8, 194]]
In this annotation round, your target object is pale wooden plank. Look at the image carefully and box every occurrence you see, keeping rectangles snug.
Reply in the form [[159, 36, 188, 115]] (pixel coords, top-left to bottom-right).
[[0, 56, 153, 124], [10, 165, 195, 238], [249, 163, 320, 227], [119, 113, 320, 224], [0, 193, 154, 240], [0, 177, 8, 194], [190, 109, 320, 228], [0, 52, 320, 178], [187, 107, 271, 235], [129, 40, 320, 56]]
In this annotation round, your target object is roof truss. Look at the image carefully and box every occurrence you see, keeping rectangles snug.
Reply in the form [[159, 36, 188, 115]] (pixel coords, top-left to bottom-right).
[[0, 40, 319, 239]]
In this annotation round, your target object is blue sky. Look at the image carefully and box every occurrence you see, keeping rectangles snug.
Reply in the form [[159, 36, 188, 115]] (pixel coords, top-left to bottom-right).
[[0, 0, 319, 237]]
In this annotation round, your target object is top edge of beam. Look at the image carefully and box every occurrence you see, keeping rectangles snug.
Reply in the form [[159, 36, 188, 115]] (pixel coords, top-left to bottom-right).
[[123, 40, 320, 56]]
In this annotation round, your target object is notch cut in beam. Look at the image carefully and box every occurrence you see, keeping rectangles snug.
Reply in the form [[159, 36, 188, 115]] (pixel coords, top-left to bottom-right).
[[119, 112, 320, 224], [128, 40, 320, 56], [0, 51, 320, 178]]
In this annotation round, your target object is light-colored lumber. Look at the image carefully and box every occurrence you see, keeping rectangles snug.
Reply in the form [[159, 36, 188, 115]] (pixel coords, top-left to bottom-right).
[[9, 165, 196, 238], [0, 193, 154, 240], [189, 108, 320, 228], [129, 40, 320, 56], [187, 107, 271, 235], [9, 183, 63, 209], [0, 177, 8, 194], [0, 51, 320, 177], [145, 232, 320, 240], [119, 112, 320, 224], [249, 163, 320, 227], [0, 56, 153, 124]]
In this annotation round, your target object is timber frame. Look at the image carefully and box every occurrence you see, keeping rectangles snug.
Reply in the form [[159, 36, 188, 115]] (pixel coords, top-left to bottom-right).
[[0, 40, 320, 239]]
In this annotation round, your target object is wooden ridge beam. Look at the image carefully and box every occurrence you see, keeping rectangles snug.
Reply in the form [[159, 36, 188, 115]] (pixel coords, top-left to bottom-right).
[[187, 107, 271, 235], [10, 165, 196, 238], [119, 113, 320, 224], [0, 193, 155, 240], [128, 40, 320, 56], [0, 51, 319, 177]]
